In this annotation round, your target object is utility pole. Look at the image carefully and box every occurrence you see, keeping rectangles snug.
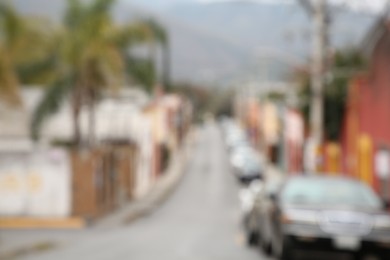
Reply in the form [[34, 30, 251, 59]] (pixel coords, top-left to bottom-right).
[[299, 0, 329, 172], [310, 0, 327, 146]]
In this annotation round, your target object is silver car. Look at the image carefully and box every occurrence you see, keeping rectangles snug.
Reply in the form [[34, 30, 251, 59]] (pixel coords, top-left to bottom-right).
[[268, 176, 390, 260]]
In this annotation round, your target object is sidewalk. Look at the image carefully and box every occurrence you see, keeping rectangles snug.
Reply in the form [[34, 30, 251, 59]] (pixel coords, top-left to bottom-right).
[[94, 130, 194, 229], [0, 130, 196, 260]]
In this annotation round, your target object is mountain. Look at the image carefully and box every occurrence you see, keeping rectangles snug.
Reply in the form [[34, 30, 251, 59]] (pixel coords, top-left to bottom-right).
[[165, 1, 375, 58], [157, 1, 376, 84], [12, 0, 378, 86]]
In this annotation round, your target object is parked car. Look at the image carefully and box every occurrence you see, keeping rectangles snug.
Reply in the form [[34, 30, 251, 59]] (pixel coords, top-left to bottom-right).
[[244, 176, 284, 247], [241, 180, 264, 222], [221, 122, 248, 149], [226, 132, 247, 150], [236, 158, 263, 185], [230, 146, 257, 169], [267, 175, 390, 260]]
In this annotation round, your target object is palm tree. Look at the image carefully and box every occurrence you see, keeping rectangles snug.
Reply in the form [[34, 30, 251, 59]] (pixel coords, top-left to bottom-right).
[[31, 0, 158, 146], [0, 2, 48, 105], [143, 19, 170, 91]]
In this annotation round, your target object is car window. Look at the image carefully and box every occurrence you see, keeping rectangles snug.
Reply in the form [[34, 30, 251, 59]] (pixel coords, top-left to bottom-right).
[[281, 178, 382, 210], [243, 159, 261, 171]]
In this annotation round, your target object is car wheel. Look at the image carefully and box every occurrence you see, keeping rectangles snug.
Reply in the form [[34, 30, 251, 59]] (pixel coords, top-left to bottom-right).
[[260, 239, 272, 256], [246, 231, 258, 246], [350, 252, 361, 260], [372, 252, 390, 260], [273, 236, 294, 260], [257, 224, 272, 255]]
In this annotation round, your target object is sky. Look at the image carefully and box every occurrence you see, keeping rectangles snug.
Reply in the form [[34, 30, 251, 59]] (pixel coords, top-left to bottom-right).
[[127, 0, 388, 13]]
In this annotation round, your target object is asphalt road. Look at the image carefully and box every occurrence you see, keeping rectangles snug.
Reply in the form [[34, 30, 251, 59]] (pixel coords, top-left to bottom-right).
[[23, 123, 270, 260]]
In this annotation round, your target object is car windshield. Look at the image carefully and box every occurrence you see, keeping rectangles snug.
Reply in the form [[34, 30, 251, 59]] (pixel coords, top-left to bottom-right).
[[281, 178, 382, 210]]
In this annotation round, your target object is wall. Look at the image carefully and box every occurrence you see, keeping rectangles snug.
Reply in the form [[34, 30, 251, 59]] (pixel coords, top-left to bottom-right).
[[0, 149, 71, 217], [342, 28, 390, 196]]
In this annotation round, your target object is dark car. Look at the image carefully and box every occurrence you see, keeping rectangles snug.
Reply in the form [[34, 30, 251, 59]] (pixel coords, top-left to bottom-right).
[[267, 176, 390, 260]]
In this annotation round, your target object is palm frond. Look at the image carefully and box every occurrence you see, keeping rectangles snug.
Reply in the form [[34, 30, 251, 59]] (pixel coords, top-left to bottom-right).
[[142, 19, 167, 46], [64, 0, 85, 30], [125, 55, 155, 92], [0, 49, 21, 105], [17, 54, 58, 84], [0, 2, 23, 48], [31, 73, 75, 140]]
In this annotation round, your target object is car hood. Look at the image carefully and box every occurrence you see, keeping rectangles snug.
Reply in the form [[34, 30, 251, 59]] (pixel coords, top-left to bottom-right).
[[282, 204, 386, 215]]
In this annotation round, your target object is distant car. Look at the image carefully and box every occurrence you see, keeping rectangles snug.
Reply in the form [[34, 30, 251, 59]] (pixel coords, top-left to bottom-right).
[[267, 176, 390, 260], [222, 122, 247, 149], [230, 146, 258, 168], [237, 159, 263, 184], [240, 180, 264, 216], [226, 133, 247, 150]]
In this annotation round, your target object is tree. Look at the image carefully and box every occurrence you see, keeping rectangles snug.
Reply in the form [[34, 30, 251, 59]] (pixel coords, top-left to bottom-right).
[[323, 50, 366, 140], [125, 19, 170, 93], [298, 49, 366, 141], [31, 0, 156, 146], [0, 2, 49, 105], [144, 19, 170, 90]]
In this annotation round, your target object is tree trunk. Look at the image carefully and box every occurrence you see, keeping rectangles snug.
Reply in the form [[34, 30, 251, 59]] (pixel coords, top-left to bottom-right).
[[88, 89, 96, 148], [163, 41, 171, 91], [150, 39, 158, 86], [72, 88, 81, 148]]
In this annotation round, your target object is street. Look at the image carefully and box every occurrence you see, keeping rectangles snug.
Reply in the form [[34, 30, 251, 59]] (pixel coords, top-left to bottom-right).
[[22, 123, 271, 260], [1, 1, 390, 260]]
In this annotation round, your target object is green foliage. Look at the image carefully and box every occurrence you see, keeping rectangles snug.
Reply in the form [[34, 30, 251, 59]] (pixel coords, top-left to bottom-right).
[[0, 2, 57, 101], [207, 89, 234, 118], [267, 91, 286, 103], [31, 0, 168, 142], [324, 50, 366, 140], [170, 84, 232, 123], [17, 55, 58, 85], [170, 84, 212, 123], [298, 49, 367, 141], [31, 74, 76, 140], [0, 2, 31, 103], [0, 0, 170, 142], [126, 56, 156, 93], [140, 18, 170, 90]]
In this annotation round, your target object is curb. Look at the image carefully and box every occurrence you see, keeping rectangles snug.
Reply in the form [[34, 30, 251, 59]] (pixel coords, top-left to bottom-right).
[[0, 217, 85, 230]]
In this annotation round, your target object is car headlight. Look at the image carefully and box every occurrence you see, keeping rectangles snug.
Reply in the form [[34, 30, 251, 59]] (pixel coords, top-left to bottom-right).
[[282, 210, 319, 225], [374, 215, 390, 230]]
